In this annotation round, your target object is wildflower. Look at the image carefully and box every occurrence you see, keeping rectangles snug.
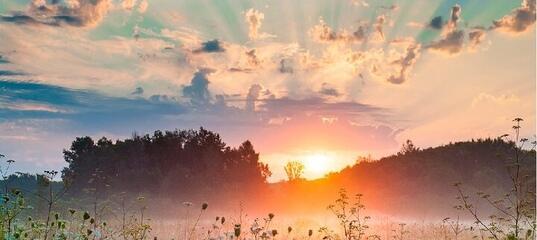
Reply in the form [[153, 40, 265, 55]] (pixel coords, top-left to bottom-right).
[[202, 202, 209, 210], [250, 220, 263, 235], [234, 224, 241, 237], [83, 211, 90, 221]]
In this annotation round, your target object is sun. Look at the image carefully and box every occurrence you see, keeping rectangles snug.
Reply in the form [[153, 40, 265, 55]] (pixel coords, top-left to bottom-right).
[[303, 153, 331, 176]]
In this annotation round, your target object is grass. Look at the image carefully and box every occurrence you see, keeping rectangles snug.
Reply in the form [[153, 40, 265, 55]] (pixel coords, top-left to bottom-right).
[[0, 119, 535, 240]]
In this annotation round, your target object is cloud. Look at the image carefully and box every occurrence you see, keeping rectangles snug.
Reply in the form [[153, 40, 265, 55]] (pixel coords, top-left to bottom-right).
[[131, 87, 144, 95], [380, 4, 399, 11], [429, 16, 444, 30], [122, 0, 135, 10], [138, 0, 148, 13], [373, 15, 386, 41], [0, 55, 9, 64], [426, 5, 459, 31], [245, 49, 261, 67], [245, 84, 262, 112], [193, 39, 225, 53], [182, 70, 213, 107], [427, 30, 465, 55], [278, 59, 294, 73], [0, 80, 186, 125], [0, 102, 68, 113], [245, 8, 264, 40], [492, 0, 536, 34], [426, 4, 464, 55], [351, 0, 369, 7], [387, 44, 421, 84], [0, 70, 23, 76], [468, 29, 486, 50], [309, 19, 368, 43], [258, 97, 383, 117], [0, 0, 112, 27], [245, 99, 398, 153], [319, 83, 340, 97], [447, 4, 462, 31], [121, 0, 147, 13]]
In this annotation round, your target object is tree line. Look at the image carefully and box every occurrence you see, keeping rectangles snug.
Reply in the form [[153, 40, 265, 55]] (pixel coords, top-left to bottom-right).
[[61, 128, 271, 201]]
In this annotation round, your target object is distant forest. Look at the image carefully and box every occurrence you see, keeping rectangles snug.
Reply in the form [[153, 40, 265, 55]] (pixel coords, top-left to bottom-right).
[[2, 128, 535, 217], [61, 128, 271, 201]]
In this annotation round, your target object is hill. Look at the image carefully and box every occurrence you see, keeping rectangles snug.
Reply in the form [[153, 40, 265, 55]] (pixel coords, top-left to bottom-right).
[[2, 133, 535, 219], [265, 138, 536, 218]]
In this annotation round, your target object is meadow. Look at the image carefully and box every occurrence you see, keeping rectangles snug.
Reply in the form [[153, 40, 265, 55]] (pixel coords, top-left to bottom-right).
[[0, 120, 535, 240]]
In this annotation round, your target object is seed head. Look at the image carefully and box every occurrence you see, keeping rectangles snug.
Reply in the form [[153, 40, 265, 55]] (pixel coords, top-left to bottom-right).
[[234, 224, 241, 237], [83, 211, 90, 221]]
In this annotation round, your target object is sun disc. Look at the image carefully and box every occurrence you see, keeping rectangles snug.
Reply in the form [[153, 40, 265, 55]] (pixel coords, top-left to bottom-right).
[[304, 153, 330, 174]]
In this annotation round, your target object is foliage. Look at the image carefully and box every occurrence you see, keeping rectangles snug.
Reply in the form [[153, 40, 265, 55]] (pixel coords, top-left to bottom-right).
[[397, 140, 419, 156], [324, 189, 379, 240], [323, 136, 536, 215], [453, 118, 537, 240], [284, 161, 305, 181], [1, 121, 535, 240], [61, 128, 271, 200]]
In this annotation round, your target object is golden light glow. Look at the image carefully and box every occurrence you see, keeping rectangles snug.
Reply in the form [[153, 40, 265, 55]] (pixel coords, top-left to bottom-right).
[[303, 153, 331, 175]]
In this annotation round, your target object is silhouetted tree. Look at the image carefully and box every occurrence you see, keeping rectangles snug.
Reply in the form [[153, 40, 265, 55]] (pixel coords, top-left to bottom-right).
[[61, 128, 271, 199], [284, 161, 304, 181], [398, 139, 419, 155]]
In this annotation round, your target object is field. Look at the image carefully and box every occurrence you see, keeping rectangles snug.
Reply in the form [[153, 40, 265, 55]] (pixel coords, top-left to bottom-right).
[[1, 122, 535, 240]]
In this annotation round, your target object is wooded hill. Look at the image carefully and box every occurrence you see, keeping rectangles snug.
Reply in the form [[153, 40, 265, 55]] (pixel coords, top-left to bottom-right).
[[267, 138, 536, 218], [2, 131, 535, 218]]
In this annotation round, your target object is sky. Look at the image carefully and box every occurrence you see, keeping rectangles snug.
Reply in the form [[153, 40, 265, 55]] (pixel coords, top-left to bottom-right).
[[0, 0, 535, 181]]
